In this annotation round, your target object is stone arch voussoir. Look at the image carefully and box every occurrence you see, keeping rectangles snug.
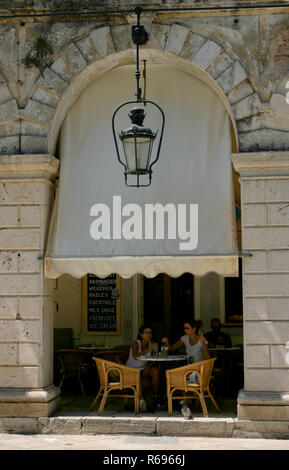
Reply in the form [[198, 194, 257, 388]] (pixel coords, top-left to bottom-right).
[[4, 22, 253, 156]]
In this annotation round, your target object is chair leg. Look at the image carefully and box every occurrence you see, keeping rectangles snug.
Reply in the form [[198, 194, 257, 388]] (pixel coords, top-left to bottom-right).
[[58, 376, 65, 390], [98, 390, 108, 415], [90, 387, 102, 411], [199, 392, 208, 418], [207, 388, 221, 413], [134, 395, 140, 415], [79, 377, 86, 396], [167, 393, 173, 416]]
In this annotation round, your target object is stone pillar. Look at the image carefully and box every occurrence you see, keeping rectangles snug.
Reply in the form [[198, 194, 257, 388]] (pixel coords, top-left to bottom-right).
[[0, 154, 60, 417], [232, 152, 289, 421]]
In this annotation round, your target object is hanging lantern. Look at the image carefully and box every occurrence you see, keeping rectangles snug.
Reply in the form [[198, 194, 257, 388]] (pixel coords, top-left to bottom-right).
[[112, 7, 165, 187]]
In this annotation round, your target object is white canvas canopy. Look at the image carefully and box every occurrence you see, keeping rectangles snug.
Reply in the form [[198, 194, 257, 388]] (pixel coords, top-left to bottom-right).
[[45, 65, 238, 279]]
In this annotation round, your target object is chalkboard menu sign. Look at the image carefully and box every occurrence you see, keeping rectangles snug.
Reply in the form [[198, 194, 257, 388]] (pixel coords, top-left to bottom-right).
[[82, 274, 121, 336]]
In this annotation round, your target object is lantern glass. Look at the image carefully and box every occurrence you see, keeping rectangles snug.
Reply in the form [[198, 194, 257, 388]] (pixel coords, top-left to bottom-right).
[[122, 135, 154, 174]]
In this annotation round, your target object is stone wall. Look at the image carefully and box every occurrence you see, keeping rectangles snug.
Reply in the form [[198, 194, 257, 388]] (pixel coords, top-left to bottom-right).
[[0, 3, 288, 155], [0, 155, 60, 416], [232, 152, 289, 420]]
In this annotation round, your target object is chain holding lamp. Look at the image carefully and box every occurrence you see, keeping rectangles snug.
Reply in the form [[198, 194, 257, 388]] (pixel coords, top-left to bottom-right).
[[112, 6, 165, 187]]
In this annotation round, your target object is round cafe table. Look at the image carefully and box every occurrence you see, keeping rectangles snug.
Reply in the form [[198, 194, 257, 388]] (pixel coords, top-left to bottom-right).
[[139, 354, 187, 404]]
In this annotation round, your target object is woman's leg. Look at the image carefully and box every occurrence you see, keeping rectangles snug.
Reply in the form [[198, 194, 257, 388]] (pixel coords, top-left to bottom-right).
[[142, 363, 159, 396]]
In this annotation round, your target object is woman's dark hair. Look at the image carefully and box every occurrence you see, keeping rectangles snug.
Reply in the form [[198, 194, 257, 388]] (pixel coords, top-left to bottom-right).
[[137, 323, 153, 340], [184, 319, 202, 334]]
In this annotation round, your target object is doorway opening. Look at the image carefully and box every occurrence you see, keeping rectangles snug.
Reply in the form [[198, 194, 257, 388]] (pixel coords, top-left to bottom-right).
[[143, 273, 195, 344]]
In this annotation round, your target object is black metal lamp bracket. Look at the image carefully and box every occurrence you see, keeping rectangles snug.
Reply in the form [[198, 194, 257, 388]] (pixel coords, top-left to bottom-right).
[[131, 7, 148, 102]]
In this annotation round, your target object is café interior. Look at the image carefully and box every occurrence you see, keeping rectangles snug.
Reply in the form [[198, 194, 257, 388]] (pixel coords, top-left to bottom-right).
[[52, 268, 244, 418]]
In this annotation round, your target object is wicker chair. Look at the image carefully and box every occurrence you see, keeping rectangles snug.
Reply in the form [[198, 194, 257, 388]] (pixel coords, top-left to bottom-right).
[[90, 357, 141, 414], [166, 358, 220, 417], [56, 349, 91, 396]]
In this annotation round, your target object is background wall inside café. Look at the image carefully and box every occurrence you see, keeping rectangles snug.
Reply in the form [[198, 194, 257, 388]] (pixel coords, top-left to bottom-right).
[[53, 274, 134, 347], [54, 274, 243, 347]]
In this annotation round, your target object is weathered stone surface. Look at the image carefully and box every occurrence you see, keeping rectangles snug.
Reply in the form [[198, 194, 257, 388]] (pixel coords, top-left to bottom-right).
[[0, 84, 13, 105], [243, 227, 289, 250], [90, 26, 115, 58], [0, 366, 40, 388], [0, 206, 18, 227], [238, 403, 289, 419], [60, 42, 88, 75], [82, 416, 113, 434], [18, 342, 40, 366], [0, 135, 20, 155], [238, 112, 289, 133], [165, 24, 189, 55], [0, 100, 18, 122], [0, 318, 41, 341], [206, 50, 233, 79], [245, 344, 270, 367], [0, 417, 40, 433], [216, 61, 247, 92], [268, 250, 289, 272], [179, 31, 206, 61], [110, 25, 132, 52], [38, 68, 69, 96], [244, 319, 289, 342], [268, 204, 289, 226], [31, 86, 60, 108], [147, 24, 170, 51], [268, 297, 289, 320], [111, 417, 156, 435], [74, 35, 99, 64], [192, 40, 222, 69], [271, 344, 289, 367], [156, 417, 234, 437], [227, 80, 254, 104], [21, 135, 48, 154], [46, 417, 82, 434], [243, 297, 269, 320], [233, 418, 289, 438], [239, 129, 289, 152], [0, 342, 17, 364], [241, 178, 289, 202], [242, 203, 267, 226], [22, 99, 55, 123], [0, 181, 52, 205], [242, 250, 267, 272], [0, 297, 17, 319]]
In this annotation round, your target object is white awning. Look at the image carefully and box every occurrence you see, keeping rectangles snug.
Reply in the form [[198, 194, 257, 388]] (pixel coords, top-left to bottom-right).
[[45, 65, 238, 279]]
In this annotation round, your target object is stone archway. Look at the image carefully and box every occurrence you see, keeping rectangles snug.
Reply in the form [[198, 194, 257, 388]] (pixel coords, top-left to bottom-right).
[[0, 23, 246, 421], [0, 22, 254, 156]]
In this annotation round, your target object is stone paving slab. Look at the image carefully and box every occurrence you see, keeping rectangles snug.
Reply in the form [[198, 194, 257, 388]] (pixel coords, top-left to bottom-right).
[[2, 414, 289, 439], [1, 433, 289, 451]]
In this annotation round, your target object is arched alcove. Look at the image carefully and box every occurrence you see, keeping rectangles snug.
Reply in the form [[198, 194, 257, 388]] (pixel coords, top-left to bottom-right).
[[48, 49, 238, 157]]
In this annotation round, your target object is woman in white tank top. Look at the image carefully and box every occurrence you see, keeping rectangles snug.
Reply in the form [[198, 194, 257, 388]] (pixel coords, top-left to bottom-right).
[[161, 320, 210, 362], [126, 324, 160, 405]]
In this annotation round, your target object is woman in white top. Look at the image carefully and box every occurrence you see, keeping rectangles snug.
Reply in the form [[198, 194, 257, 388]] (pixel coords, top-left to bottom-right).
[[162, 320, 210, 363], [126, 323, 160, 405]]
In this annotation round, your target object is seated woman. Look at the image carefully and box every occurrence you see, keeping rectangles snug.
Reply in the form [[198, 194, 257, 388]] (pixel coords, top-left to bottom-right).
[[162, 319, 210, 363], [126, 323, 160, 410]]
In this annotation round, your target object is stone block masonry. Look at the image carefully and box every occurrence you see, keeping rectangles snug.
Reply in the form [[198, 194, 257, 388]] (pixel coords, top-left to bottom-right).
[[232, 152, 289, 420], [0, 154, 60, 417]]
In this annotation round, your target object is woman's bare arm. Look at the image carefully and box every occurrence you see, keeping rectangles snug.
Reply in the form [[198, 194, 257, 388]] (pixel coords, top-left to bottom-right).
[[200, 336, 210, 359], [161, 337, 183, 352]]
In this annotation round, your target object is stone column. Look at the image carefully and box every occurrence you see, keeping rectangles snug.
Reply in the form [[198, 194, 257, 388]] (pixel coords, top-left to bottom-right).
[[0, 154, 60, 417], [232, 152, 289, 421]]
